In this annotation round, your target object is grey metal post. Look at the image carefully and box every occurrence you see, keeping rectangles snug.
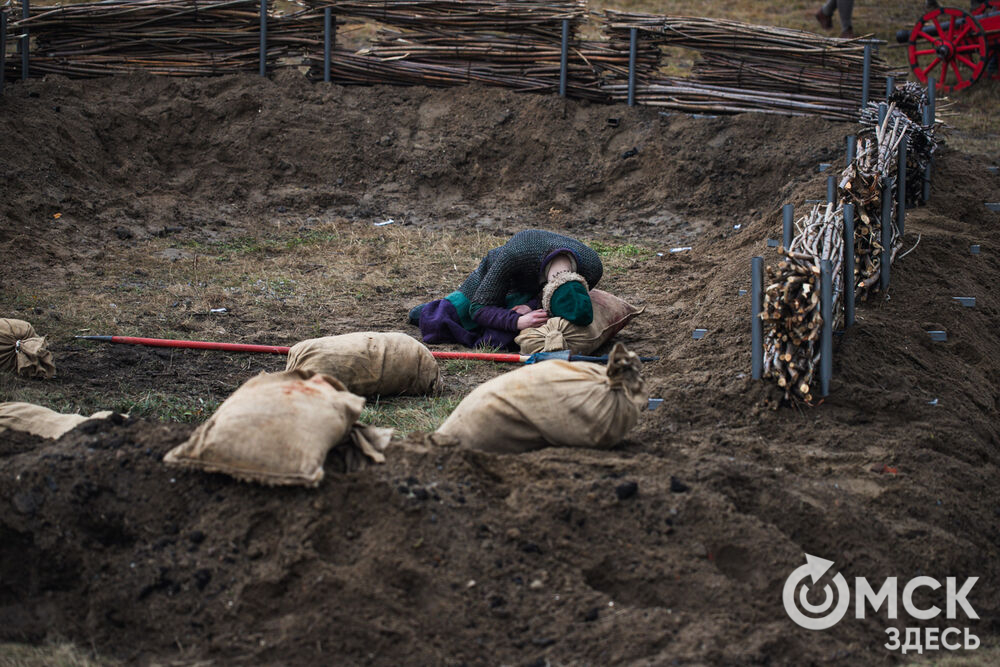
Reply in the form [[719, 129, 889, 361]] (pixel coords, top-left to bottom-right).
[[897, 137, 907, 236], [20, 0, 28, 80], [827, 175, 836, 205], [877, 101, 887, 126], [861, 43, 872, 107], [782, 204, 793, 251], [323, 8, 332, 83], [885, 75, 895, 101], [843, 204, 856, 328], [751, 256, 764, 380], [846, 134, 856, 166], [820, 259, 833, 397], [928, 76, 936, 125], [880, 176, 894, 292], [559, 19, 569, 97], [259, 0, 267, 77], [1, 11, 6, 93], [627, 27, 637, 107], [923, 77, 935, 204]]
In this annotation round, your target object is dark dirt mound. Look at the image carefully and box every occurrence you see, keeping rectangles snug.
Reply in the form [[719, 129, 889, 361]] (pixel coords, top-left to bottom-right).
[[1, 71, 999, 665]]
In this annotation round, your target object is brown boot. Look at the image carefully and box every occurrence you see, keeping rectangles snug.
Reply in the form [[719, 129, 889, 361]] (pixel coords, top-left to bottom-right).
[[815, 8, 833, 30], [839, 28, 855, 39]]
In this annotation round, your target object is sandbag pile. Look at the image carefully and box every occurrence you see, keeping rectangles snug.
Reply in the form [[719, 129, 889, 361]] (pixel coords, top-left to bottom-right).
[[0, 402, 114, 439], [164, 369, 392, 487], [0, 319, 56, 379], [515, 290, 642, 355], [286, 332, 440, 396], [432, 342, 647, 454]]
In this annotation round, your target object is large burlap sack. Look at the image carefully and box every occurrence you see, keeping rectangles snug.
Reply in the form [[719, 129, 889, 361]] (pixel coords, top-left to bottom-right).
[[515, 290, 643, 356], [164, 369, 393, 487], [432, 343, 648, 454], [0, 402, 114, 439], [286, 332, 440, 396], [0, 319, 55, 379]]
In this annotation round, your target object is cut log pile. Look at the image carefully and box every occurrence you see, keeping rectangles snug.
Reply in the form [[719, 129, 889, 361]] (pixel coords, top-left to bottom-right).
[[761, 204, 844, 402], [761, 84, 936, 401], [3, 0, 900, 119]]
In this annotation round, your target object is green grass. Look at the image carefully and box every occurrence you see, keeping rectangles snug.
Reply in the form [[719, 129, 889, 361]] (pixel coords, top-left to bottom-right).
[[0, 641, 117, 667], [359, 395, 462, 435], [111, 391, 221, 422], [591, 241, 646, 258]]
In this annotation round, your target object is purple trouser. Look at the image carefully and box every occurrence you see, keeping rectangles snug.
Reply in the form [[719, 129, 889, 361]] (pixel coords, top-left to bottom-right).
[[418, 299, 519, 350]]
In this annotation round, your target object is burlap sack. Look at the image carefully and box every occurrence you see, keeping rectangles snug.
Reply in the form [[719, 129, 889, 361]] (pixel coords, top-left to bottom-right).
[[0, 319, 55, 379], [0, 402, 114, 439], [286, 332, 440, 396], [164, 369, 392, 487], [432, 343, 648, 454], [515, 290, 643, 355]]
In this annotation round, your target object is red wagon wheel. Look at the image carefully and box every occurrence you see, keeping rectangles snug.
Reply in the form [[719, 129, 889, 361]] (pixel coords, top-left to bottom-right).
[[908, 7, 988, 92]]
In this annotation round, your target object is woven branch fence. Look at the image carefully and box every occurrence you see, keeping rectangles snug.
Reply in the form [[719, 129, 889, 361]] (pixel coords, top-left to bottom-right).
[[2, 0, 901, 119]]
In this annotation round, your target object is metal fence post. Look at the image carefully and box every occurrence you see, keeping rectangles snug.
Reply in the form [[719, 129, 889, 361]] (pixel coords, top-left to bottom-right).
[[861, 43, 872, 108], [259, 0, 267, 77], [827, 174, 836, 205], [627, 27, 637, 107], [880, 176, 894, 293], [885, 75, 895, 101], [20, 0, 28, 80], [820, 259, 833, 397], [323, 8, 332, 83], [1, 11, 6, 93], [877, 101, 887, 126], [559, 19, 569, 98], [751, 256, 764, 380], [782, 204, 793, 251], [846, 134, 856, 166], [923, 77, 935, 204], [897, 137, 907, 236], [842, 204, 855, 328]]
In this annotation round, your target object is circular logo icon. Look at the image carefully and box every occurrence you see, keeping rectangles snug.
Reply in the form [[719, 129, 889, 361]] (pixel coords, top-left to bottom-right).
[[783, 554, 850, 630]]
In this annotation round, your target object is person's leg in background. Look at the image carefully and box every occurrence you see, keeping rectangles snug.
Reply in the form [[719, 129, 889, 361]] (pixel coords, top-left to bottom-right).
[[836, 0, 854, 38], [815, 0, 835, 30]]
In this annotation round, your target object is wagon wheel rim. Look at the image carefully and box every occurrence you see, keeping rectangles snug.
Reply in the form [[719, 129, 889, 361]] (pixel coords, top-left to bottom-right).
[[908, 7, 987, 92]]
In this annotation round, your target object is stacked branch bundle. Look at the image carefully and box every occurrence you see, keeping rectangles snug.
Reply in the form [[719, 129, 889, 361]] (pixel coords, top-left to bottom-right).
[[302, 0, 638, 98], [762, 84, 937, 400], [602, 11, 901, 119], [3, 0, 325, 77], [761, 204, 844, 402]]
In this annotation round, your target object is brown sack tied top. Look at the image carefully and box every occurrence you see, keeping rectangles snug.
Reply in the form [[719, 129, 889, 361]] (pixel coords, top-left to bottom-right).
[[432, 343, 648, 454], [0, 402, 114, 440], [286, 332, 440, 396], [164, 369, 392, 487], [515, 290, 643, 356], [0, 319, 56, 379]]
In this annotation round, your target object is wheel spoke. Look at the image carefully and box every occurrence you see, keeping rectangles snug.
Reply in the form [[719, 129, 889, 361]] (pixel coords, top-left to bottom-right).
[[915, 57, 941, 78], [946, 15, 955, 40], [957, 43, 983, 53], [952, 23, 972, 45], [917, 30, 940, 44], [950, 59, 964, 84], [932, 16, 945, 41], [914, 49, 936, 56], [956, 54, 979, 69]]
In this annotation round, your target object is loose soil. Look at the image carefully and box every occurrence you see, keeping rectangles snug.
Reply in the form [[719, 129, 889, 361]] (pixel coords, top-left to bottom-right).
[[1, 70, 999, 665]]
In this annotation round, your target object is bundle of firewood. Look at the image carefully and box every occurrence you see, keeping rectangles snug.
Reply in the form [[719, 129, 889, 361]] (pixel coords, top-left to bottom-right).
[[4, 0, 325, 77], [303, 0, 587, 38], [860, 83, 938, 207], [761, 203, 844, 401], [602, 11, 902, 117]]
